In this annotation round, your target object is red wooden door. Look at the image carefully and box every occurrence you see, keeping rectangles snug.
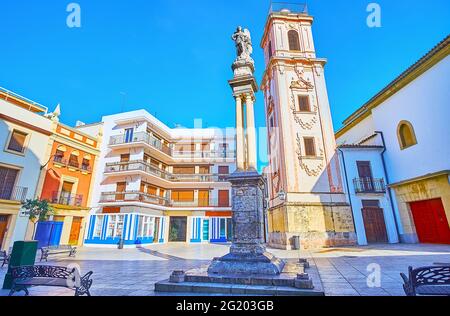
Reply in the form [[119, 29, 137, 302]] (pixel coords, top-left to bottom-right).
[[362, 208, 388, 243], [410, 199, 450, 244]]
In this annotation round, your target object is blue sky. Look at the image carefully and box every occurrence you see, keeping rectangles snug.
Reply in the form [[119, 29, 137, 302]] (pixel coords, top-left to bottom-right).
[[1, 0, 449, 168]]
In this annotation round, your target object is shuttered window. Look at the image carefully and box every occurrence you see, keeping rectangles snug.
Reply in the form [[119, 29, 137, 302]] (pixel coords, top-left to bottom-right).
[[199, 166, 210, 174], [288, 30, 300, 51], [0, 167, 19, 200], [199, 190, 210, 206], [174, 144, 195, 152], [304, 138, 316, 157], [218, 166, 229, 174], [218, 190, 230, 207], [173, 166, 195, 174], [298, 96, 310, 112], [172, 190, 194, 202], [7, 130, 27, 153], [68, 154, 79, 168]]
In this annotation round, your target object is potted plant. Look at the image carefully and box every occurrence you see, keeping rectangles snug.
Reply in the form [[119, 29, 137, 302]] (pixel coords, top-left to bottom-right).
[[21, 199, 54, 240]]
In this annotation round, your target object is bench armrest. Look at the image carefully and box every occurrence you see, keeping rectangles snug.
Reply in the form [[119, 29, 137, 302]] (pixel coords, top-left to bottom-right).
[[75, 271, 94, 297]]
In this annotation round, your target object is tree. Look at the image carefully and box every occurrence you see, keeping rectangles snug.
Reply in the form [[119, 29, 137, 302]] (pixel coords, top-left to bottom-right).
[[21, 199, 54, 239]]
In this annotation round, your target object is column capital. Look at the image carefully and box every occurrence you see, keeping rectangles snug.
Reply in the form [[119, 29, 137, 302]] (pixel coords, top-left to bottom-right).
[[245, 94, 256, 103]]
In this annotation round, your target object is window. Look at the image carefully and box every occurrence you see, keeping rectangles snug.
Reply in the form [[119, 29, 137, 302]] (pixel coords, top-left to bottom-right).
[[0, 166, 19, 200], [199, 190, 210, 207], [173, 166, 195, 174], [7, 130, 28, 153], [304, 137, 316, 157], [362, 200, 380, 208], [172, 190, 194, 202], [268, 41, 273, 59], [106, 215, 124, 238], [298, 96, 310, 112], [68, 151, 79, 168], [397, 121, 417, 150], [124, 128, 134, 143], [94, 216, 104, 238], [81, 158, 90, 171], [288, 30, 301, 51], [218, 166, 229, 175], [218, 190, 230, 207], [54, 149, 65, 163]]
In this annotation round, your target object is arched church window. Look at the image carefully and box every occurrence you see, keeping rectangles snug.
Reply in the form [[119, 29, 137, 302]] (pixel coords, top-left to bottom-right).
[[288, 30, 300, 51], [397, 121, 417, 150]]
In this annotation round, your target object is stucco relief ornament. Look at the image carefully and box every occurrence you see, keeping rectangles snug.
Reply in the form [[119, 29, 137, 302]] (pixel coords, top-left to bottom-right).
[[231, 26, 255, 77], [296, 134, 324, 177], [290, 67, 314, 90]]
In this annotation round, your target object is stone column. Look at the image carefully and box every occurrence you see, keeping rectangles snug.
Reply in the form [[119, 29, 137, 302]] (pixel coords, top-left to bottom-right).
[[235, 96, 245, 170], [245, 94, 257, 170]]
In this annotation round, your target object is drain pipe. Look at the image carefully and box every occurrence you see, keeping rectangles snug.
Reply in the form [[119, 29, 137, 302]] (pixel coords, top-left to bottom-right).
[[375, 131, 401, 241], [337, 148, 357, 234]]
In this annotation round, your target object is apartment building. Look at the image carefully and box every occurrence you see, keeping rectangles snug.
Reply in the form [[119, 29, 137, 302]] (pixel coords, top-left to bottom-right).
[[85, 110, 236, 247], [0, 87, 53, 251]]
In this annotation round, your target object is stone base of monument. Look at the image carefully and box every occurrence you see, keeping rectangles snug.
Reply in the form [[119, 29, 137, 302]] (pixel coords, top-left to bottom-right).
[[154, 259, 324, 296], [207, 251, 285, 275]]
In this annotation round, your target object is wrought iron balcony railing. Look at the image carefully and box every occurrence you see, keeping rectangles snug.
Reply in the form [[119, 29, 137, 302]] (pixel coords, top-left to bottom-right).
[[51, 191, 83, 207], [99, 191, 230, 208], [353, 178, 386, 194], [53, 156, 91, 173], [104, 160, 230, 182], [0, 186, 28, 202]]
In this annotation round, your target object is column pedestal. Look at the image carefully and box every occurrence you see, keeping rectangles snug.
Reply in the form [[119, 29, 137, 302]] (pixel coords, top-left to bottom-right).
[[208, 170, 285, 276]]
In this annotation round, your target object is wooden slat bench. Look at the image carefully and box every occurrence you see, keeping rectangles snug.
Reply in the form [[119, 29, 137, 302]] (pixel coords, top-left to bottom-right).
[[9, 265, 93, 296], [40, 245, 77, 262], [401, 266, 450, 296]]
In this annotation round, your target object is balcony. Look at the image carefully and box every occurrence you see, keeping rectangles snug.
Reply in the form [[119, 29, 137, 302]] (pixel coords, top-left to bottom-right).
[[353, 178, 386, 194], [53, 156, 92, 173], [108, 132, 236, 160], [99, 191, 230, 208], [51, 191, 83, 207], [104, 160, 229, 183], [100, 191, 171, 207], [109, 132, 172, 156], [0, 186, 28, 202]]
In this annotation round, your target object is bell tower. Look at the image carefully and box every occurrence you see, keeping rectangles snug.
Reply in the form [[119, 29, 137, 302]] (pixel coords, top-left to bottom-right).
[[260, 3, 356, 249]]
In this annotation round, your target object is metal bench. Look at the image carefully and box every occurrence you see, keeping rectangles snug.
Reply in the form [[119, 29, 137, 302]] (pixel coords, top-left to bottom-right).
[[401, 266, 450, 296], [1, 248, 12, 268], [9, 265, 93, 296], [40, 245, 77, 262]]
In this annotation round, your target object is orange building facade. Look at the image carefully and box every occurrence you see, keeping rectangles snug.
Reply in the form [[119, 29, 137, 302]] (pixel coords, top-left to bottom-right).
[[35, 119, 101, 246]]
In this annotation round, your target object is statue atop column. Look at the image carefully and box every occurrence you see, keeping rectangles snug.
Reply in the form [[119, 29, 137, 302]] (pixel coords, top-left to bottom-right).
[[231, 26, 255, 77], [232, 26, 254, 63]]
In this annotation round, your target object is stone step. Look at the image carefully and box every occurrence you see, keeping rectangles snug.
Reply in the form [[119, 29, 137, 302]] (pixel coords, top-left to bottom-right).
[[184, 274, 297, 287], [155, 280, 324, 296]]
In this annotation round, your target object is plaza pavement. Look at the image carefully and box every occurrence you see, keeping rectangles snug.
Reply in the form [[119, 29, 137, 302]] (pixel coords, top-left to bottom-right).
[[0, 243, 449, 296]]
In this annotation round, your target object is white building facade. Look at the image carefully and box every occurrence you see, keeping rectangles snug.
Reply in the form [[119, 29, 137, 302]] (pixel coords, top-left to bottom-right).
[[337, 36, 450, 245], [85, 110, 236, 247], [0, 87, 53, 250]]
